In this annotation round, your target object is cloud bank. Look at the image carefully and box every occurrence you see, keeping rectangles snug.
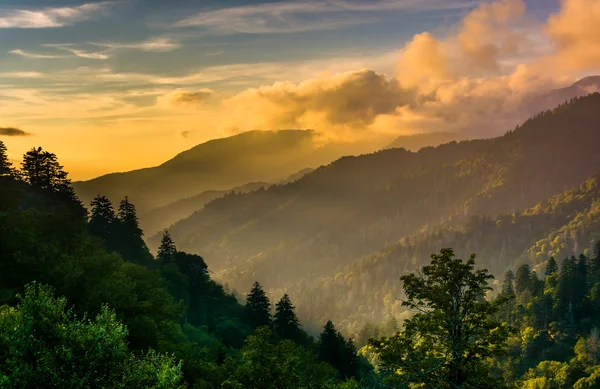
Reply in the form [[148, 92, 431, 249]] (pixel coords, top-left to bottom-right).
[[217, 0, 600, 141]]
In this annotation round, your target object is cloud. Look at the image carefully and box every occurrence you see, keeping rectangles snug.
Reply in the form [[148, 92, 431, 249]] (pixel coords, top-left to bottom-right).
[[0, 2, 114, 29], [221, 69, 414, 139], [0, 127, 32, 136], [545, 0, 600, 72], [66, 49, 109, 60], [169, 90, 214, 107], [90, 37, 181, 52], [217, 0, 600, 141], [9, 49, 68, 59], [0, 72, 44, 78], [174, 0, 478, 34]]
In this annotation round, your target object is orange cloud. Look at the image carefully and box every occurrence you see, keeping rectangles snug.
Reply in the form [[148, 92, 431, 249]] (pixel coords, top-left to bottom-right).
[[546, 0, 600, 72]]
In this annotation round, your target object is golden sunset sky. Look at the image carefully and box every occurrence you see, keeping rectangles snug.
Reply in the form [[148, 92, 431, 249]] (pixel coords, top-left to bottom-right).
[[0, 0, 599, 180]]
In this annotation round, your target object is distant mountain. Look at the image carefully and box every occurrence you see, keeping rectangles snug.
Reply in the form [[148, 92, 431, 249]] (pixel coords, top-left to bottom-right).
[[139, 182, 271, 237], [73, 130, 374, 212], [151, 94, 600, 334], [140, 167, 315, 237], [383, 132, 462, 151]]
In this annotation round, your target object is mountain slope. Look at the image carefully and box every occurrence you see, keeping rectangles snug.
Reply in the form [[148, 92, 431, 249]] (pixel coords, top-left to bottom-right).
[[73, 130, 369, 212], [155, 94, 600, 334]]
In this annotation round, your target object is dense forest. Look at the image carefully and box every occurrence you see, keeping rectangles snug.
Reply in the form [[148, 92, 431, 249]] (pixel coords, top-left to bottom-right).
[[2, 94, 600, 388], [149, 93, 600, 336]]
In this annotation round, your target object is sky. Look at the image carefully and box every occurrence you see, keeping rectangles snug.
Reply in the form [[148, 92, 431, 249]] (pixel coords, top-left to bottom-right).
[[0, 0, 598, 180]]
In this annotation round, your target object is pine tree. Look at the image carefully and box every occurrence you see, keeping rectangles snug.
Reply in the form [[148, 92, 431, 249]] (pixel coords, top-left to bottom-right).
[[20, 147, 80, 207], [245, 281, 271, 329], [273, 294, 300, 341], [515, 264, 532, 295], [545, 257, 558, 276], [0, 140, 14, 176], [157, 230, 177, 264], [114, 196, 152, 264], [88, 195, 116, 247], [318, 320, 358, 379]]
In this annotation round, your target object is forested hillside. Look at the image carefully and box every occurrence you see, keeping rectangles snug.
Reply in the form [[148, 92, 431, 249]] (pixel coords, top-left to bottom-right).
[[0, 143, 367, 388], [2, 139, 600, 388], [73, 130, 371, 213], [156, 94, 600, 336]]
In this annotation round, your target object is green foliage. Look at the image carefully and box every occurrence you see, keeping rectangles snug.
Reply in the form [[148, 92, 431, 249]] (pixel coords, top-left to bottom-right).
[[0, 283, 185, 389], [372, 248, 511, 388]]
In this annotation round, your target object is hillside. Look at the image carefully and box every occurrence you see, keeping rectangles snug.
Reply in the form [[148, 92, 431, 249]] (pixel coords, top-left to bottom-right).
[[154, 94, 600, 334], [73, 130, 371, 212]]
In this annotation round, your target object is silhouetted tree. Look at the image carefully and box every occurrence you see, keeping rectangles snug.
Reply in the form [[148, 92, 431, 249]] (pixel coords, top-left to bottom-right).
[[0, 141, 15, 177], [245, 282, 271, 329], [21, 147, 79, 204], [546, 257, 559, 276], [114, 196, 151, 265], [515, 264, 532, 295], [318, 320, 358, 380], [88, 195, 116, 248], [273, 294, 300, 341], [158, 231, 177, 264]]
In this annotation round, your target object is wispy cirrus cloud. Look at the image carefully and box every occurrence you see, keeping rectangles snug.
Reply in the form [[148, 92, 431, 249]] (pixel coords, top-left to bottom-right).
[[9, 49, 69, 59], [174, 0, 478, 34], [0, 2, 115, 29], [90, 37, 181, 52]]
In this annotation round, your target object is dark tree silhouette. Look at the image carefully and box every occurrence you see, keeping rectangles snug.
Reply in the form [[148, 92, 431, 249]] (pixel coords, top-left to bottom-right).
[[318, 320, 358, 380], [245, 281, 271, 329], [88, 195, 116, 248], [0, 141, 14, 177], [546, 257, 559, 276], [114, 196, 152, 265], [273, 294, 300, 341], [158, 230, 177, 264]]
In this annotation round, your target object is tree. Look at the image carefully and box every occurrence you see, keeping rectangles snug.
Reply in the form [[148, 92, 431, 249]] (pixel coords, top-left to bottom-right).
[[88, 195, 116, 247], [158, 230, 177, 264], [20, 147, 79, 205], [371, 248, 510, 388], [245, 282, 271, 329], [515, 264, 532, 295], [546, 257, 559, 276], [0, 141, 14, 177], [273, 294, 301, 341], [318, 320, 358, 380], [0, 283, 185, 389], [114, 196, 152, 264]]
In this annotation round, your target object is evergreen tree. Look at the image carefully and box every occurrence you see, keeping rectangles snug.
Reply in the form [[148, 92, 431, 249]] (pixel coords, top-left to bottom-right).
[[88, 195, 116, 247], [546, 257, 559, 276], [515, 264, 532, 295], [114, 196, 152, 265], [273, 294, 301, 341], [371, 248, 509, 388], [318, 320, 358, 380], [0, 140, 14, 176], [158, 230, 177, 264], [20, 147, 79, 204], [245, 282, 271, 329]]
